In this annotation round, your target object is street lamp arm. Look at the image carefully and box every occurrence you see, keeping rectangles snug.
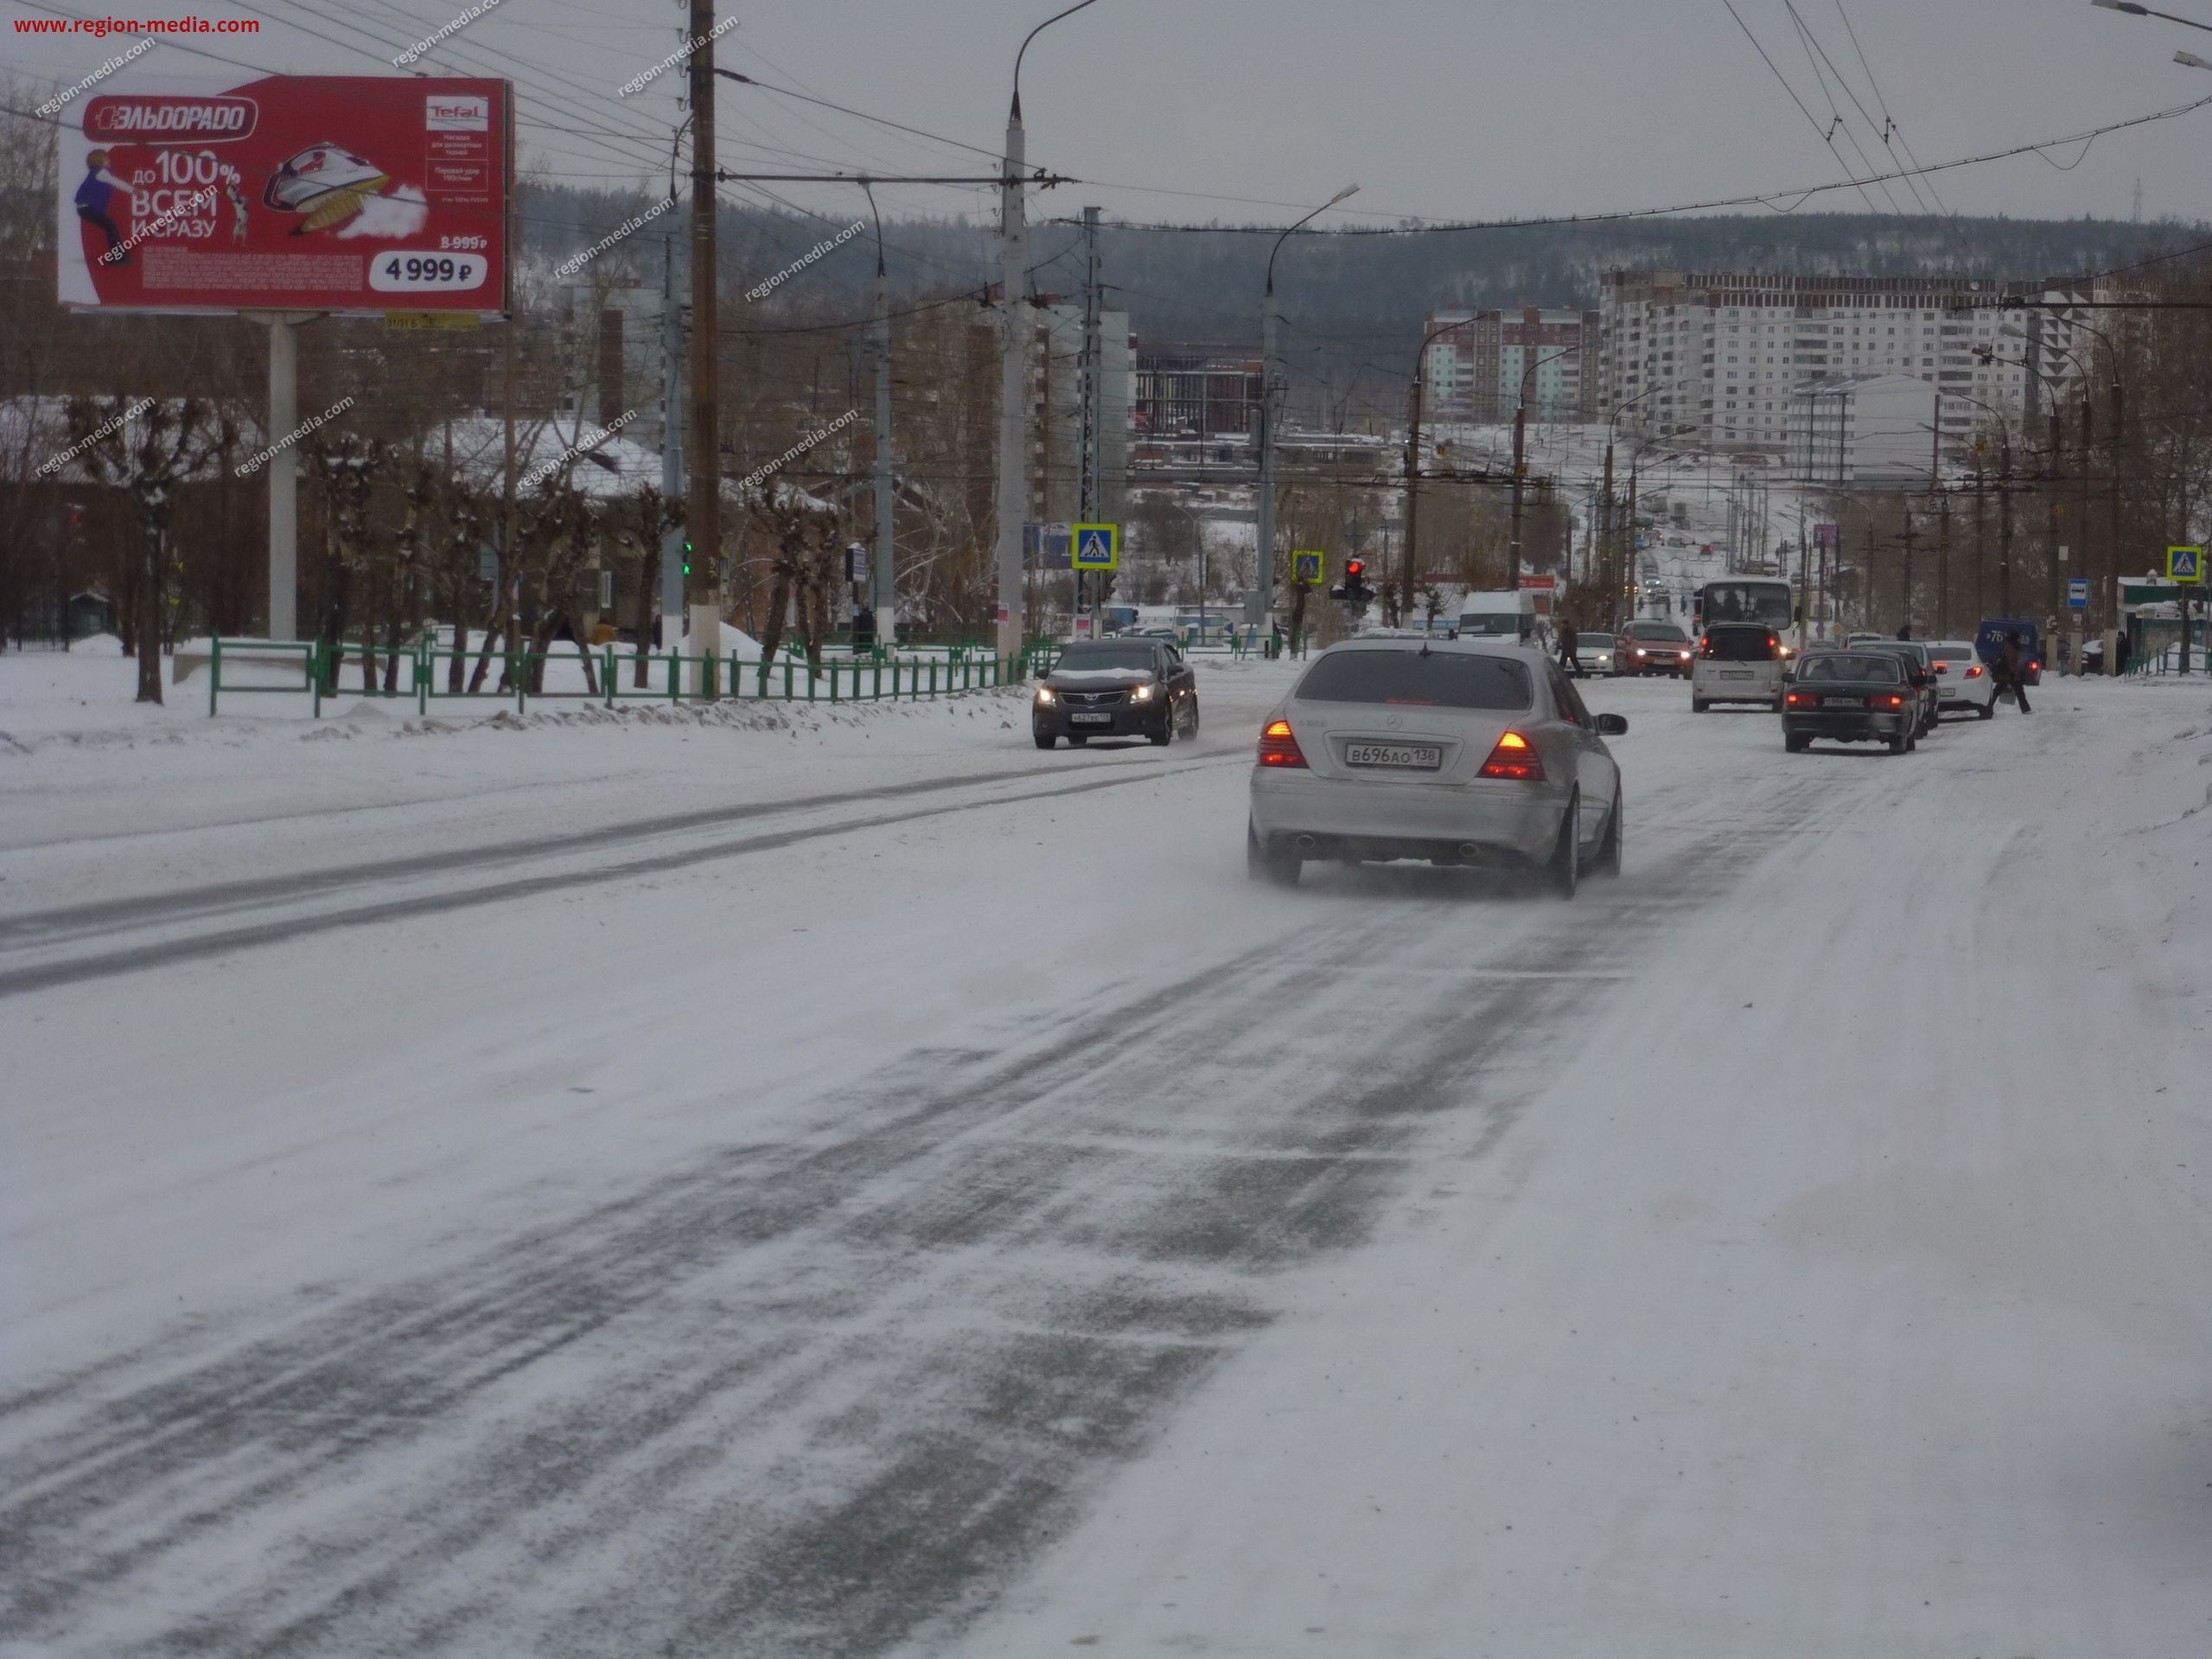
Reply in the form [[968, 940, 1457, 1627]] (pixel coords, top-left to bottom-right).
[[1266, 185, 1359, 296], [2093, 0, 2212, 29], [1012, 0, 1103, 118]]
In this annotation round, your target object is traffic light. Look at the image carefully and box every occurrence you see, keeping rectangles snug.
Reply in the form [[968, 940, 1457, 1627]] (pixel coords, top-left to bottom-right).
[[681, 537, 693, 577], [1330, 558, 1374, 606]]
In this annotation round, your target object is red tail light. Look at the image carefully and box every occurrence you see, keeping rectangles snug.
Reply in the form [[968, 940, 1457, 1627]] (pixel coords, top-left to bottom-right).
[[1257, 718, 1306, 768], [1786, 692, 1804, 705], [1479, 731, 1546, 781], [1965, 664, 1984, 678], [2030, 660, 2040, 673], [1884, 694, 1904, 708]]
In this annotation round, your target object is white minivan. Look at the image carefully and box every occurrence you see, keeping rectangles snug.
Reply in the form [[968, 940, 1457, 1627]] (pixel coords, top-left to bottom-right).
[[1456, 590, 1539, 648], [1691, 622, 1786, 711]]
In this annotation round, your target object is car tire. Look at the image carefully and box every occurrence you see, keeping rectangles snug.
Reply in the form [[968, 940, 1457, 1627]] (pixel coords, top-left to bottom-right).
[[1692, 697, 1709, 713], [1889, 728, 1909, 755], [1786, 732, 1809, 752], [1546, 794, 1580, 900], [1034, 731, 1055, 750], [1977, 700, 1994, 720], [1593, 792, 1623, 878], [1149, 716, 1172, 746], [1248, 821, 1299, 887]]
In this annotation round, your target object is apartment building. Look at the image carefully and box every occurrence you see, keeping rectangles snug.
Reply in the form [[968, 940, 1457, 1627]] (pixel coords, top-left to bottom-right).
[[1597, 271, 2091, 458], [1421, 306, 1599, 423]]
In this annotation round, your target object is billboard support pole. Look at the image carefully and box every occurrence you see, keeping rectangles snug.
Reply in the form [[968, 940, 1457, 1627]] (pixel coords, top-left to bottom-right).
[[269, 316, 298, 641]]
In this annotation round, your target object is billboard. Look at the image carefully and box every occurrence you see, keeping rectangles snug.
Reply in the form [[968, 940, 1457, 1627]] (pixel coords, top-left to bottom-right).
[[57, 76, 512, 316]]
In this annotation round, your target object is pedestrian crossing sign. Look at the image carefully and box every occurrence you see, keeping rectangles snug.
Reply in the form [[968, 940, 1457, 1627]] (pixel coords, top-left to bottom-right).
[[1072, 522, 1119, 571], [2170, 545, 2203, 584], [1292, 551, 1324, 586]]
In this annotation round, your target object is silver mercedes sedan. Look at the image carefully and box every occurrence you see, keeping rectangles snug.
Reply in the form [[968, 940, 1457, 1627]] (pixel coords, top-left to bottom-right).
[[1246, 637, 1628, 896]]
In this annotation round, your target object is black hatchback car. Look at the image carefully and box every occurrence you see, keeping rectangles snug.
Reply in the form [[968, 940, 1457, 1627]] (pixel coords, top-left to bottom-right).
[[1782, 651, 1917, 754], [1032, 638, 1200, 749]]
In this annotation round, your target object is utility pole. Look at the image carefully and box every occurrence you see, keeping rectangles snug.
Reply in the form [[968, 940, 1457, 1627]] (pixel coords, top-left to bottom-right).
[[1936, 492, 1951, 641], [1400, 380, 1420, 621], [1508, 399, 1527, 593], [1599, 438, 1615, 627], [1258, 274, 1278, 642], [1076, 205, 1102, 639], [1891, 507, 1919, 637], [995, 85, 1029, 667], [1998, 431, 2014, 617], [1973, 456, 1987, 622], [660, 202, 685, 649], [685, 0, 720, 686], [871, 220, 896, 649]]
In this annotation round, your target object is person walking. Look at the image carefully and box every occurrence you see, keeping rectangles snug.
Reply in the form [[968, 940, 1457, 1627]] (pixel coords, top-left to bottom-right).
[[1556, 614, 1579, 676], [1997, 631, 2033, 713]]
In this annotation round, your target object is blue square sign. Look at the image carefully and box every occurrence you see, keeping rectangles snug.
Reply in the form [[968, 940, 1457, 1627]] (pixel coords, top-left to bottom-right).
[[2067, 578, 2088, 609]]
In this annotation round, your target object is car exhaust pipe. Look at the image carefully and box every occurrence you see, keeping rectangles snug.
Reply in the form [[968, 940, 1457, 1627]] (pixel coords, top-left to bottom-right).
[[1295, 834, 1319, 856]]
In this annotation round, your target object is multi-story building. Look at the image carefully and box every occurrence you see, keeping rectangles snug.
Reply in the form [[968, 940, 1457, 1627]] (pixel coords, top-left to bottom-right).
[[1421, 306, 1600, 423], [1597, 271, 2091, 458]]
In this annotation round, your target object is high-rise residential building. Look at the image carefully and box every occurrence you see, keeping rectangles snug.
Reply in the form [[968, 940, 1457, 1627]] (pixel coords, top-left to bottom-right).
[[1421, 306, 1599, 423], [1597, 271, 2092, 457]]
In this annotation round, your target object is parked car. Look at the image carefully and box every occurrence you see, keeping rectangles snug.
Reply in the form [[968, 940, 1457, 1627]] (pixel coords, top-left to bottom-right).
[[1782, 652, 1918, 754], [1247, 639, 1627, 897], [1032, 637, 1199, 749], [1975, 617, 2043, 686], [1616, 619, 1693, 678], [1926, 639, 1997, 720], [1857, 641, 1940, 737], [1691, 622, 1785, 711], [1572, 632, 1620, 677]]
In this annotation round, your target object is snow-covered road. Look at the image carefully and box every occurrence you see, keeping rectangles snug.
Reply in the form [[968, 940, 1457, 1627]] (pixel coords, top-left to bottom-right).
[[3, 655, 2209, 1656]]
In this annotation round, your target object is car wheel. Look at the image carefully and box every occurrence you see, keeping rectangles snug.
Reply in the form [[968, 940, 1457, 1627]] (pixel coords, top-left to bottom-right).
[[1786, 732, 1809, 752], [1249, 821, 1299, 887], [1148, 715, 1172, 746], [1593, 791, 1623, 878], [1186, 697, 1200, 737], [1692, 697, 1709, 713], [1546, 794, 1580, 900], [1033, 731, 1055, 750], [1977, 699, 1994, 720], [1888, 728, 1909, 755]]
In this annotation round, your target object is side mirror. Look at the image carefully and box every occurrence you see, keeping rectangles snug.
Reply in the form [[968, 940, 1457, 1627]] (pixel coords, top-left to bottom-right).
[[1595, 712, 1629, 737]]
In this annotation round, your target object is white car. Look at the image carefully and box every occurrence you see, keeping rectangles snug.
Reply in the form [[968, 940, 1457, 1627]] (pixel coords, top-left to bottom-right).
[[1572, 632, 1619, 676], [1926, 639, 1996, 719]]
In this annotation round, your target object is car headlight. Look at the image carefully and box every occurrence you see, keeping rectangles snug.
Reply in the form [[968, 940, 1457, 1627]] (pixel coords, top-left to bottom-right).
[[1131, 681, 1155, 702], [1036, 686, 1055, 705]]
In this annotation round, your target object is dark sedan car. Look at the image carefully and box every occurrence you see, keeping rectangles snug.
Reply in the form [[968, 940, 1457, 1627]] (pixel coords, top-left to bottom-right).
[[1782, 652, 1918, 754], [1853, 641, 1940, 737], [1032, 638, 1199, 749]]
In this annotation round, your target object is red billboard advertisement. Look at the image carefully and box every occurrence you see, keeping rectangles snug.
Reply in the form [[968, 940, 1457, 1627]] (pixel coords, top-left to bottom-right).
[[57, 76, 512, 316]]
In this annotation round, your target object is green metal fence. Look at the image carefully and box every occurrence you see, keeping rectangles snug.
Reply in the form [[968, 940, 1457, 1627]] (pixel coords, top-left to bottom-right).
[[205, 636, 1016, 718]]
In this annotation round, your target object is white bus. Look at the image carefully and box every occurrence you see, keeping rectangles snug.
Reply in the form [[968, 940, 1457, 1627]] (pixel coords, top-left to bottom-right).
[[1694, 578, 1800, 655]]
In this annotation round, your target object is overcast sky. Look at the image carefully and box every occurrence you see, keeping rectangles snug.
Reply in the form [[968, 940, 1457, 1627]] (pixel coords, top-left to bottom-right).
[[10, 0, 2211, 233]]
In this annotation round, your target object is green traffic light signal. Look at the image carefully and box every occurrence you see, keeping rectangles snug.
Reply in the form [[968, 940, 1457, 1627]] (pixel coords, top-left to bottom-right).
[[682, 537, 693, 577]]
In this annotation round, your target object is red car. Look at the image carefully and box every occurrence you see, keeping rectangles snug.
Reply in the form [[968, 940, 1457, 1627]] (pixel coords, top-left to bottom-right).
[[1616, 619, 1693, 678]]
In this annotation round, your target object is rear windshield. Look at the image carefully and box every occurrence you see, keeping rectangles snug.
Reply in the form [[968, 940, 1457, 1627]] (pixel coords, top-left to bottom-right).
[[1297, 649, 1533, 710], [1702, 627, 1777, 661], [1928, 647, 1973, 662], [1053, 644, 1155, 672], [1580, 634, 1616, 649], [1627, 622, 1687, 641], [1457, 612, 1527, 637], [1800, 655, 1903, 683]]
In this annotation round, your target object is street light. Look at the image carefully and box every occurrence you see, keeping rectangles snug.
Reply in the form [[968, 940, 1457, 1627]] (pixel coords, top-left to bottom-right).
[[2177, 46, 2212, 64], [2092, 0, 2212, 30], [1257, 183, 1359, 644], [996, 0, 1102, 668]]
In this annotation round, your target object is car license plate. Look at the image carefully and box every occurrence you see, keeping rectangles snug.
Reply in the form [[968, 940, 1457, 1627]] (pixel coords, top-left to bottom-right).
[[1068, 711, 1112, 724], [1344, 742, 1441, 769], [1721, 670, 1752, 680], [1821, 696, 1863, 708]]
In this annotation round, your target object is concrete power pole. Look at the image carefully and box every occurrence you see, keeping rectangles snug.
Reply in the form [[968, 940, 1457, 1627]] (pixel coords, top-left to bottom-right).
[[661, 214, 685, 647], [1077, 205, 1102, 634], [685, 0, 720, 685], [1400, 380, 1420, 620], [1508, 399, 1527, 595], [1258, 279, 1278, 641], [872, 232, 896, 648], [995, 93, 1029, 668]]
